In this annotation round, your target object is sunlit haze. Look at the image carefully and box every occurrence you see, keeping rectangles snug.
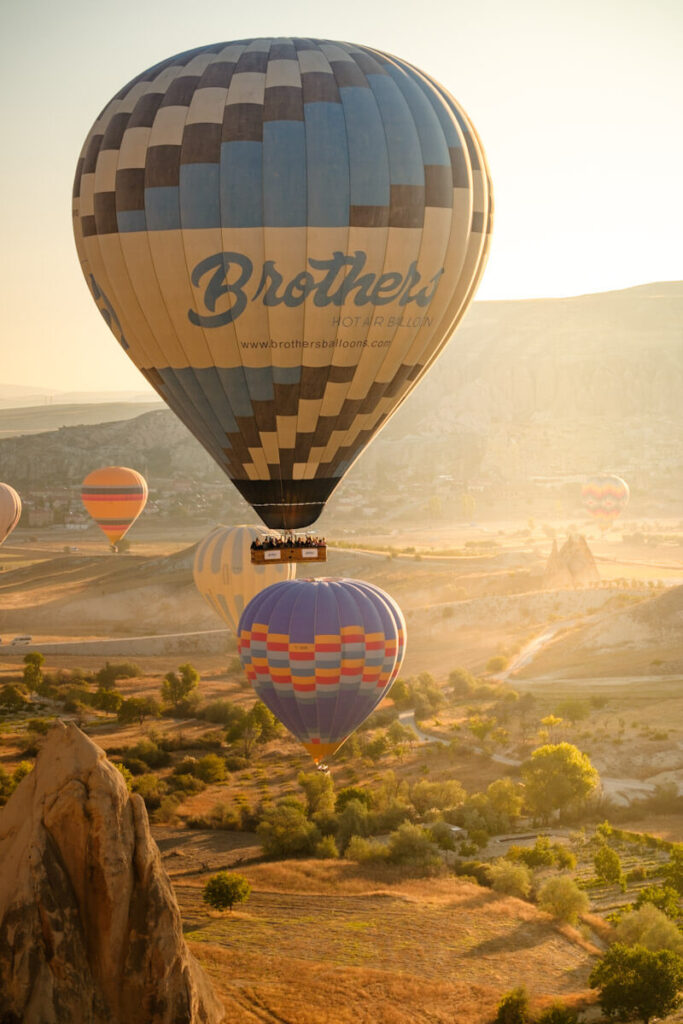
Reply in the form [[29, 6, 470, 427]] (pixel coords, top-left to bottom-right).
[[1, 0, 681, 392]]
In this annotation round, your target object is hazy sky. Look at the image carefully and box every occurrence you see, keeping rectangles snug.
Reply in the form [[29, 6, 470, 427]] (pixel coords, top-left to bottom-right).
[[0, 0, 681, 393]]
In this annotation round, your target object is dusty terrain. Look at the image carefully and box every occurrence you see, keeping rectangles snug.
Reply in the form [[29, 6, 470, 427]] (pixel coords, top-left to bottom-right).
[[1, 516, 682, 1021]]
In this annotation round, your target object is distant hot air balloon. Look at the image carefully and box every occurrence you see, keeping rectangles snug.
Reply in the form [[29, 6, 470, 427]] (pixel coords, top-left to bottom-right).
[[581, 475, 629, 531], [193, 524, 295, 633], [0, 484, 21, 545], [238, 577, 406, 763], [81, 466, 148, 548], [73, 38, 492, 530]]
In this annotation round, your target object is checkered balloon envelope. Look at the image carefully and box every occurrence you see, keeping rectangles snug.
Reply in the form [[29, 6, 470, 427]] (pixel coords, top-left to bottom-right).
[[73, 38, 492, 530]]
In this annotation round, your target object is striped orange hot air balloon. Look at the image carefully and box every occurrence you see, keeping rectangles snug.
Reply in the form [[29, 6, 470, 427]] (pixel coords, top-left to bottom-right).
[[81, 467, 148, 549]]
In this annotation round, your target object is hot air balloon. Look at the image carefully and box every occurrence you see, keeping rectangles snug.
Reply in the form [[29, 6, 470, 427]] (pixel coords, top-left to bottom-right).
[[81, 466, 148, 549], [0, 484, 21, 545], [581, 475, 629, 531], [73, 38, 492, 530], [193, 524, 296, 633], [238, 577, 406, 763]]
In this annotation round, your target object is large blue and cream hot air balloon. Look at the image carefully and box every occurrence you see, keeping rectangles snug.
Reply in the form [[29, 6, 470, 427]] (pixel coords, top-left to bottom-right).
[[193, 524, 295, 633], [73, 38, 492, 529], [238, 577, 405, 762]]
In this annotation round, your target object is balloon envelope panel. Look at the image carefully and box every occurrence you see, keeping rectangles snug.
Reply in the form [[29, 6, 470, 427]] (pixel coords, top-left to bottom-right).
[[0, 484, 21, 545], [193, 523, 296, 633], [238, 577, 406, 762], [81, 466, 148, 545], [73, 38, 492, 529], [581, 475, 629, 529]]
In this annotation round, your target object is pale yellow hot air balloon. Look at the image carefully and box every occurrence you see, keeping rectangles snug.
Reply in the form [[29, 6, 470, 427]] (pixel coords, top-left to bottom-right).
[[0, 484, 21, 545], [193, 524, 295, 633]]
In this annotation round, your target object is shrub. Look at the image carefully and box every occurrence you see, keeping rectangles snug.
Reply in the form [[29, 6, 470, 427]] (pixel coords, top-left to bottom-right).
[[535, 1002, 577, 1024], [335, 786, 371, 813], [257, 800, 319, 857], [594, 843, 625, 888], [488, 860, 531, 899], [537, 876, 589, 924], [387, 823, 442, 874], [27, 718, 50, 735], [130, 738, 171, 769], [113, 762, 133, 791], [345, 835, 388, 863], [590, 944, 683, 1024], [96, 661, 141, 688], [120, 757, 148, 776], [195, 754, 227, 784], [494, 986, 530, 1024], [132, 774, 165, 810], [615, 904, 683, 953], [486, 655, 509, 674], [202, 872, 251, 912], [314, 835, 340, 859]]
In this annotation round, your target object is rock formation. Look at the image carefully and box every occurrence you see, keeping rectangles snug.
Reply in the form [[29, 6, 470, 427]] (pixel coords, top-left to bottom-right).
[[542, 534, 600, 589], [0, 721, 224, 1024]]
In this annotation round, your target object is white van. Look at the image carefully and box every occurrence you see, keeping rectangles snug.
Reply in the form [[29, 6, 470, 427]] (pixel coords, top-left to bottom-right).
[[11, 636, 33, 645]]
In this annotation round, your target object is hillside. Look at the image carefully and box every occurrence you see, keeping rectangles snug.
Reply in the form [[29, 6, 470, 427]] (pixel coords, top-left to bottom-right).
[[0, 401, 162, 438], [0, 282, 681, 518], [518, 583, 683, 679]]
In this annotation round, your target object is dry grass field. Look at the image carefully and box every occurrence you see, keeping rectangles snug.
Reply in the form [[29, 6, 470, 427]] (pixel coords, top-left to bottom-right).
[[1, 516, 682, 1021]]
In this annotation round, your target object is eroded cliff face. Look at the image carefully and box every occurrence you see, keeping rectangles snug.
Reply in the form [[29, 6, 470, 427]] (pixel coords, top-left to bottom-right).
[[0, 722, 223, 1024]]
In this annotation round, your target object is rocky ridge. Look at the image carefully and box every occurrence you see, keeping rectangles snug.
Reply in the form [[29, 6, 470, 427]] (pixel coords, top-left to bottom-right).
[[0, 721, 223, 1024]]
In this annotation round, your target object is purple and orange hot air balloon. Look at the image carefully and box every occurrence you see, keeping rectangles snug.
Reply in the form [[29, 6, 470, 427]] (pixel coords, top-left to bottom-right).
[[0, 484, 21, 545], [81, 466, 148, 549], [581, 474, 629, 532], [238, 577, 406, 763]]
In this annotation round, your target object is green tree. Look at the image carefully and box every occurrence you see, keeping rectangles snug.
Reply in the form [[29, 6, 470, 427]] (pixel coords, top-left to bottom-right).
[[161, 663, 199, 706], [0, 685, 28, 712], [494, 986, 530, 1024], [96, 661, 140, 688], [335, 786, 370, 813], [535, 1003, 577, 1024], [387, 823, 442, 874], [589, 943, 683, 1024], [117, 696, 161, 726], [486, 655, 508, 674], [521, 743, 598, 822], [92, 689, 123, 715], [387, 719, 413, 755], [488, 859, 532, 899], [537, 876, 589, 925], [487, 778, 523, 823], [634, 885, 681, 920], [298, 770, 335, 817], [448, 667, 476, 697], [410, 778, 465, 816], [615, 904, 683, 954], [554, 698, 590, 725], [594, 844, 625, 888], [663, 845, 683, 895], [257, 800, 319, 858], [336, 798, 371, 853], [249, 701, 279, 741], [22, 652, 44, 692], [195, 754, 227, 784], [202, 871, 251, 913]]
